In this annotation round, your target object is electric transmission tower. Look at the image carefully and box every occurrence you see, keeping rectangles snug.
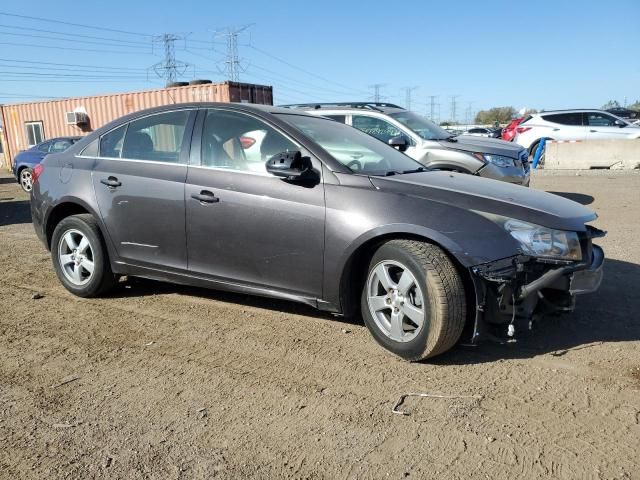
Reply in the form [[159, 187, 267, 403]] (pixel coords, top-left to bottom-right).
[[369, 83, 386, 103], [214, 25, 253, 82], [426, 95, 439, 121], [402, 86, 419, 111], [449, 95, 460, 123], [151, 33, 190, 86]]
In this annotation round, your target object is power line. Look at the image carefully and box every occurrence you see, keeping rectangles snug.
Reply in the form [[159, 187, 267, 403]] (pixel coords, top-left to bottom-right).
[[214, 25, 252, 82], [0, 29, 152, 50], [0, 11, 151, 37], [426, 95, 439, 121], [248, 45, 370, 96], [0, 41, 154, 55], [449, 95, 460, 122], [0, 23, 150, 46], [369, 83, 386, 102], [150, 34, 190, 85], [402, 86, 418, 111], [0, 57, 146, 71]]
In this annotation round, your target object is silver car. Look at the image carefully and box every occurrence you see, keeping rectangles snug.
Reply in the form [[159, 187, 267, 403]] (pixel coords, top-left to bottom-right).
[[285, 102, 530, 186]]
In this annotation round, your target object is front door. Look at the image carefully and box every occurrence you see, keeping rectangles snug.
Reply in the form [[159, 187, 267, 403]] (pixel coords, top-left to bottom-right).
[[90, 109, 195, 270], [185, 108, 325, 298], [584, 111, 630, 140]]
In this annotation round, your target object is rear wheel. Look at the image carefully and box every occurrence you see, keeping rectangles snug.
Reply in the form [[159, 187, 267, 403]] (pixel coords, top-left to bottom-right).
[[51, 214, 115, 297], [19, 168, 33, 192], [360, 240, 467, 361]]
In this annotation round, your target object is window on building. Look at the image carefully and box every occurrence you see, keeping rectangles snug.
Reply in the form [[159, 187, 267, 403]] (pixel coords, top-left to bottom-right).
[[25, 121, 44, 147], [121, 110, 190, 163]]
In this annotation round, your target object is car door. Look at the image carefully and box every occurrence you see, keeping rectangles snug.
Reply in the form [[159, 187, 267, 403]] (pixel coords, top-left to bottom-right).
[[90, 109, 196, 270], [541, 112, 586, 141], [185, 108, 325, 298], [584, 112, 629, 140]]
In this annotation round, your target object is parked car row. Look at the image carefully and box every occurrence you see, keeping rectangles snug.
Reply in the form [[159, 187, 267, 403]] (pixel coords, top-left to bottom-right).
[[464, 127, 502, 138], [281, 103, 530, 186], [514, 109, 640, 154], [29, 102, 605, 361]]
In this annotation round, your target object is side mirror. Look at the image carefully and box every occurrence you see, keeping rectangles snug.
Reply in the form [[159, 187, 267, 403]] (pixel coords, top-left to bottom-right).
[[266, 150, 317, 181], [614, 119, 626, 128], [388, 135, 408, 152]]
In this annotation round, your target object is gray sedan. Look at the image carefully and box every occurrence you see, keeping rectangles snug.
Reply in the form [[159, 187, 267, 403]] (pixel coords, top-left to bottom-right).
[[30, 103, 604, 361]]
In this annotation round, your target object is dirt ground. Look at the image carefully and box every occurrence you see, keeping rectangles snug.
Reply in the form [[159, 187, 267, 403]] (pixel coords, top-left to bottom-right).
[[1, 170, 639, 479]]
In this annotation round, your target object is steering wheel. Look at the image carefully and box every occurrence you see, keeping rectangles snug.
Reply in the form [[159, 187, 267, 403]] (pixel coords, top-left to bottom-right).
[[346, 159, 363, 171]]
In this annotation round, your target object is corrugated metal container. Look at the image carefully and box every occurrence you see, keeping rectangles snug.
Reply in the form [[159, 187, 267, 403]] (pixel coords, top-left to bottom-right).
[[0, 81, 273, 168]]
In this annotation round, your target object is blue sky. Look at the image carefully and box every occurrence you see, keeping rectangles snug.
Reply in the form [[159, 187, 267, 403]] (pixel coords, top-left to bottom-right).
[[0, 0, 638, 121]]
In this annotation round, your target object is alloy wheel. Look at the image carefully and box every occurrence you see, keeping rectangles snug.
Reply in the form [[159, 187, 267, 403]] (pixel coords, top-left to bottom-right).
[[366, 260, 425, 342], [20, 169, 33, 192], [58, 229, 95, 286]]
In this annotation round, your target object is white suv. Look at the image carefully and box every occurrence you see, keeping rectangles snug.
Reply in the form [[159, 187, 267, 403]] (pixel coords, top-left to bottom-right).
[[515, 109, 640, 154]]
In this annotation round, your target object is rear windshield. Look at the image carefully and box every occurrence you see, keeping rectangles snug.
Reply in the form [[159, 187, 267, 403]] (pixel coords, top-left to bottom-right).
[[276, 114, 425, 176]]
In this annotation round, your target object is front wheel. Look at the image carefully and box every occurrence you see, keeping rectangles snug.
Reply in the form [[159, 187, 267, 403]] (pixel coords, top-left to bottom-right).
[[361, 240, 467, 361], [51, 214, 115, 297]]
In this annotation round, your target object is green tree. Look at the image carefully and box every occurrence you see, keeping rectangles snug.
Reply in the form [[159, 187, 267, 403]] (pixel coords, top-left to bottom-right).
[[628, 100, 640, 111], [474, 106, 516, 125], [602, 100, 620, 109]]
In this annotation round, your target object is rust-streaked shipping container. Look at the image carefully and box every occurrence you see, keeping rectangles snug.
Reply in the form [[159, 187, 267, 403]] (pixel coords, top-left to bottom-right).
[[0, 81, 273, 168]]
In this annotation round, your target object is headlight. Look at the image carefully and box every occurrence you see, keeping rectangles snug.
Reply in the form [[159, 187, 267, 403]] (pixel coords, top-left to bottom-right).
[[474, 153, 516, 168], [477, 213, 582, 261]]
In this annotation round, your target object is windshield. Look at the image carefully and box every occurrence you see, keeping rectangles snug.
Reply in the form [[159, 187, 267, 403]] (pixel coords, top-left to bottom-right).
[[389, 111, 452, 140], [276, 114, 425, 176]]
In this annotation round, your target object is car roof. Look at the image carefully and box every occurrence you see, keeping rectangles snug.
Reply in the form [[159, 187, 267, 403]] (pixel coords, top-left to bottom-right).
[[534, 109, 611, 115], [280, 102, 407, 115]]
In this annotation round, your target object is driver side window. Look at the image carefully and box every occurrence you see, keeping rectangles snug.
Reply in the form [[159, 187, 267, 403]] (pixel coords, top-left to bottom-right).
[[201, 110, 298, 173], [352, 115, 403, 143]]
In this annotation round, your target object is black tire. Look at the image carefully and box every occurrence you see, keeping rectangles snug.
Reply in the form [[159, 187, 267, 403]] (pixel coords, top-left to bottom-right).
[[166, 81, 189, 88], [51, 214, 115, 297], [360, 240, 466, 361], [189, 79, 212, 85]]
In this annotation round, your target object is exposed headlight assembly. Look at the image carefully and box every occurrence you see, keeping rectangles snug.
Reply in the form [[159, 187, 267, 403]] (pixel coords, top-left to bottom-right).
[[473, 153, 516, 168], [478, 213, 582, 261]]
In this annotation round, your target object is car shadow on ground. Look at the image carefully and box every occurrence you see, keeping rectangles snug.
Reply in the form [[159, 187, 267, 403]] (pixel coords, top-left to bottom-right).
[[110, 277, 362, 325], [0, 199, 32, 227], [547, 191, 595, 205], [433, 257, 639, 365]]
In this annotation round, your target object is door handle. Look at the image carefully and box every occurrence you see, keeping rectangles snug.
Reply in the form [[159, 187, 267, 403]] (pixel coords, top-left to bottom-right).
[[100, 176, 122, 188], [191, 190, 220, 204], [589, 129, 598, 132]]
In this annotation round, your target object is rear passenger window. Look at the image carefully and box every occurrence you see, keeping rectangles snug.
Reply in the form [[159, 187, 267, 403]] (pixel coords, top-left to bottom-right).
[[99, 125, 127, 158], [542, 113, 583, 126], [121, 110, 190, 163]]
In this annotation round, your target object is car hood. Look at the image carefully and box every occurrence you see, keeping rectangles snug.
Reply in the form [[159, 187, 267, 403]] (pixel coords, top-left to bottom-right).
[[437, 135, 523, 158], [369, 171, 596, 231]]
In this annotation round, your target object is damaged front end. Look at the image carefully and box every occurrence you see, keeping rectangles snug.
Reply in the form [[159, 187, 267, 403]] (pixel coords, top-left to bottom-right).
[[466, 225, 606, 343]]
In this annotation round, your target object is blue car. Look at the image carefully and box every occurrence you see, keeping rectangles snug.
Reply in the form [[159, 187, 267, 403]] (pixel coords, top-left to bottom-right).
[[13, 137, 81, 192]]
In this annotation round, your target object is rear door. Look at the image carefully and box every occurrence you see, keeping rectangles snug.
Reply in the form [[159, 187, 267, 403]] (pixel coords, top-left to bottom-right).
[[90, 109, 196, 270], [185, 108, 325, 298], [541, 113, 586, 141]]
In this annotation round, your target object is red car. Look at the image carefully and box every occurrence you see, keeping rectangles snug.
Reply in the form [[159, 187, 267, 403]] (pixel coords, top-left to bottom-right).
[[502, 117, 524, 142]]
